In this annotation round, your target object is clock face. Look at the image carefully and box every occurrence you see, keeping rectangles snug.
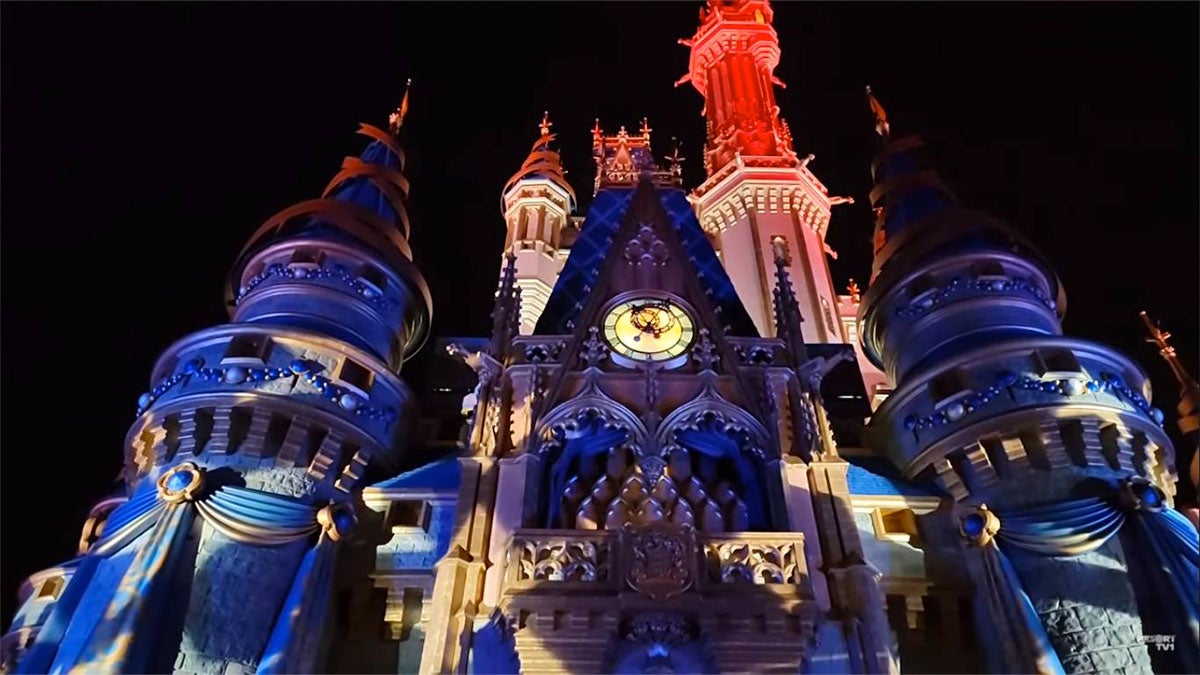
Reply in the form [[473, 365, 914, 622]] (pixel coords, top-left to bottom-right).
[[602, 298, 695, 364]]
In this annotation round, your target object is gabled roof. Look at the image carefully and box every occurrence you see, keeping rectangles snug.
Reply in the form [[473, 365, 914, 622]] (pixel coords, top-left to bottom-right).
[[534, 185, 757, 336], [370, 455, 461, 492]]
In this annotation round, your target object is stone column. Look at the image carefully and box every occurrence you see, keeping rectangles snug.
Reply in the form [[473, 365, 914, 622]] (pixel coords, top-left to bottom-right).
[[481, 454, 539, 611], [777, 456, 831, 610]]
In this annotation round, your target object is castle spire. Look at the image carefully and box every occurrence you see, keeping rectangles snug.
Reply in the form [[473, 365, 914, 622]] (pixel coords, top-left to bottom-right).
[[1141, 311, 1198, 393], [1140, 312, 1199, 474], [865, 85, 890, 141], [388, 78, 412, 136], [677, 0, 795, 177], [499, 112, 576, 334], [769, 236, 806, 363]]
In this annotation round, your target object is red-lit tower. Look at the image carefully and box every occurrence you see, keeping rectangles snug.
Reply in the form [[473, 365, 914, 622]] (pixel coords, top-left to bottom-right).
[[680, 0, 886, 401]]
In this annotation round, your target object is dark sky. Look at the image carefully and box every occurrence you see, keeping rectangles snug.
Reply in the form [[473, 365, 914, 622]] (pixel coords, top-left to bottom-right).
[[2, 2, 1196, 626]]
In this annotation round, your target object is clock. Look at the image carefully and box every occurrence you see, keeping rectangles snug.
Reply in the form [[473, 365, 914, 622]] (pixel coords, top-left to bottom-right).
[[602, 296, 695, 366]]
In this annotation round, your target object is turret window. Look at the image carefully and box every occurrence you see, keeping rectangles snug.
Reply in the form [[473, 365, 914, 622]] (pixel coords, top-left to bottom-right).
[[357, 265, 388, 295], [336, 359, 375, 397], [873, 507, 919, 543], [288, 248, 325, 271], [1035, 348, 1082, 378], [35, 577, 64, 601], [929, 369, 970, 407], [222, 335, 273, 366], [386, 500, 430, 533]]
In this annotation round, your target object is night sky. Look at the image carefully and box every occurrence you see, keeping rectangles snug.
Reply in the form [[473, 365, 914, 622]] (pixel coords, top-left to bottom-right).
[[2, 2, 1196, 626]]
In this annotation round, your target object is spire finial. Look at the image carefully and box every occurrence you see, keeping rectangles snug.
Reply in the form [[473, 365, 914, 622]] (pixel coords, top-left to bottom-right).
[[847, 279, 862, 303], [539, 110, 553, 138], [666, 137, 686, 177], [770, 235, 807, 363], [866, 85, 890, 141], [640, 116, 652, 142], [389, 78, 413, 136], [592, 118, 603, 146], [1141, 310, 1196, 388]]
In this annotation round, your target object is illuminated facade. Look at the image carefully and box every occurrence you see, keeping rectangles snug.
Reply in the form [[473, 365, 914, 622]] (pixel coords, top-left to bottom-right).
[[4, 2, 1197, 674]]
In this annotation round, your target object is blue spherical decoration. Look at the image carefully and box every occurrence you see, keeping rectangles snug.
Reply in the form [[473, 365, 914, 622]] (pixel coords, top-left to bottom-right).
[[137, 393, 153, 409], [1150, 408, 1165, 424], [962, 513, 986, 537], [338, 393, 361, 411], [184, 359, 203, 374], [166, 469, 194, 492], [903, 415, 917, 431], [290, 359, 309, 374], [1000, 372, 1018, 387], [1139, 484, 1163, 508], [224, 367, 247, 384], [333, 508, 355, 533]]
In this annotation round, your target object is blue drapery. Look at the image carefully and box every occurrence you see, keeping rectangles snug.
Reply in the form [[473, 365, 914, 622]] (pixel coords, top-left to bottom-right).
[[546, 421, 629, 527], [997, 497, 1125, 556], [71, 502, 197, 673], [1131, 507, 1200, 668], [983, 488, 1199, 671], [674, 428, 766, 529], [195, 485, 319, 545], [971, 540, 1065, 674], [91, 485, 164, 557], [256, 533, 339, 674], [21, 470, 333, 674]]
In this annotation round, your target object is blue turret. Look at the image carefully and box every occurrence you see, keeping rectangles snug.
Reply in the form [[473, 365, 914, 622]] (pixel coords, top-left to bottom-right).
[[859, 89, 1195, 674], [2, 91, 431, 675]]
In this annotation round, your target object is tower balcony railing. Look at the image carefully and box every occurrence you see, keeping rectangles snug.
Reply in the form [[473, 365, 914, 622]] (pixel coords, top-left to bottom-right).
[[502, 525, 814, 603]]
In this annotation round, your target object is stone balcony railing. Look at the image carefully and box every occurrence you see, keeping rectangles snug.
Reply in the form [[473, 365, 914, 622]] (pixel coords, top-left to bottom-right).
[[503, 524, 813, 602]]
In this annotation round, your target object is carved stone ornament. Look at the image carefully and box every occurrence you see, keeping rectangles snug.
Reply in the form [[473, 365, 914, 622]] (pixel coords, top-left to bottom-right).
[[623, 224, 671, 267], [622, 523, 696, 600]]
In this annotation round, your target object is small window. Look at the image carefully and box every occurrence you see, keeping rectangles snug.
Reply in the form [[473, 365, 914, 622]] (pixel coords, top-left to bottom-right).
[[36, 577, 65, 601], [873, 507, 918, 543], [222, 335, 273, 365], [1036, 348, 1081, 377], [907, 273, 939, 300], [357, 265, 388, 294], [971, 261, 1004, 277], [336, 359, 374, 397], [929, 369, 969, 406], [290, 248, 325, 266], [386, 500, 430, 533]]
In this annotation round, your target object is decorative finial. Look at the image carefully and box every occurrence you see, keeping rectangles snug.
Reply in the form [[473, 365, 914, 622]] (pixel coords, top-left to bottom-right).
[[539, 110, 553, 138], [847, 279, 861, 303], [666, 137, 686, 176], [1140, 311, 1175, 356], [389, 78, 413, 136], [770, 235, 791, 266], [592, 118, 603, 145], [640, 116, 652, 141], [865, 85, 890, 140]]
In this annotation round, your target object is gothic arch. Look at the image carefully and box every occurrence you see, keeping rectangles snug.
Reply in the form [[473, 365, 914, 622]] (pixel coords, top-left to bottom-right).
[[535, 379, 649, 528]]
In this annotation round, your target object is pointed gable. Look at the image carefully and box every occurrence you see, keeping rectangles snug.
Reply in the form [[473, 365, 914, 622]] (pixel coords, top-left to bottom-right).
[[534, 183, 757, 337]]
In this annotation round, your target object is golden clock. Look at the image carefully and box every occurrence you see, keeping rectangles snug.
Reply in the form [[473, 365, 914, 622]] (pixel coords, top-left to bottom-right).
[[602, 297, 695, 365]]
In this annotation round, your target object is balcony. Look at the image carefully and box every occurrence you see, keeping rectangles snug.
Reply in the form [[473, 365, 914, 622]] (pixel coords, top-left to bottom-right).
[[503, 524, 814, 603]]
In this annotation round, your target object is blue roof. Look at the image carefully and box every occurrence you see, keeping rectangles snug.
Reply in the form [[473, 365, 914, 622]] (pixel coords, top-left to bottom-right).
[[534, 184, 757, 336], [326, 139, 403, 226], [371, 455, 461, 491], [845, 454, 939, 497]]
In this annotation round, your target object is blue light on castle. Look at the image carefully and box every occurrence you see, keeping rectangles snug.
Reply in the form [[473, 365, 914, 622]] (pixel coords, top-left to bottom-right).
[[3, 3, 1196, 674]]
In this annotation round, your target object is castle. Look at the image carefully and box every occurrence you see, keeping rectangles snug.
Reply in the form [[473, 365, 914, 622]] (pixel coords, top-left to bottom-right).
[[3, 2, 1197, 673]]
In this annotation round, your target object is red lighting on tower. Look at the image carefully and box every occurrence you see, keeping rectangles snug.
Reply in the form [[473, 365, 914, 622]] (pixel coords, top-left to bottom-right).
[[677, 0, 797, 177]]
